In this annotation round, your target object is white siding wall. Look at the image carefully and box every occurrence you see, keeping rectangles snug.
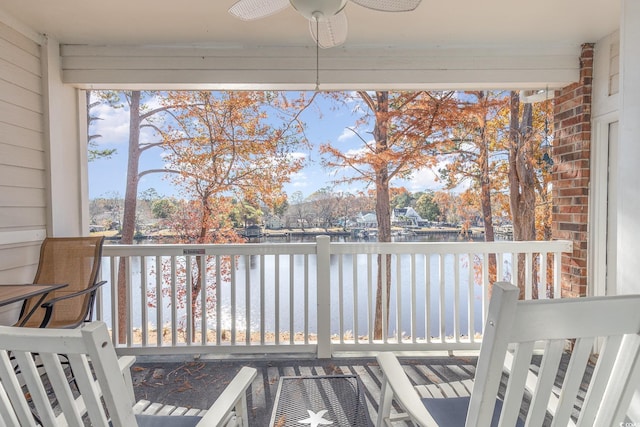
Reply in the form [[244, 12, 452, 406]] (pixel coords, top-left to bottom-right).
[[0, 20, 46, 323]]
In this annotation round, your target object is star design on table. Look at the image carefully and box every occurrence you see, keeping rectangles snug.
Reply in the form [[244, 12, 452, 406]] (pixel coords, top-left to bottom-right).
[[298, 409, 334, 426]]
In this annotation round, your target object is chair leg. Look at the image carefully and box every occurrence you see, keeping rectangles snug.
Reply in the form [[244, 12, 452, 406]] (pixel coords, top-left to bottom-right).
[[377, 376, 393, 427], [235, 394, 250, 427]]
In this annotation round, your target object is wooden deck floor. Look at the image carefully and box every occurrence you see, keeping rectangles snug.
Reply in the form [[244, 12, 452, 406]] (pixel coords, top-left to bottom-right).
[[131, 356, 479, 425], [130, 354, 587, 426]]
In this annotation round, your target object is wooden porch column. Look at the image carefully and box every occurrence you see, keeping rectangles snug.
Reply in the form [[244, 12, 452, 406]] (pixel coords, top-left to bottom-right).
[[551, 44, 594, 298]]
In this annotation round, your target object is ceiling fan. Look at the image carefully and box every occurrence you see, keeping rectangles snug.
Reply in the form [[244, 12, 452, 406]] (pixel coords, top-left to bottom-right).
[[229, 0, 422, 48]]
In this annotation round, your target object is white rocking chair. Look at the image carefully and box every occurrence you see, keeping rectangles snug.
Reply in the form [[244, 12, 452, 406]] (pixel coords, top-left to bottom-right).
[[376, 282, 640, 426], [0, 321, 257, 427]]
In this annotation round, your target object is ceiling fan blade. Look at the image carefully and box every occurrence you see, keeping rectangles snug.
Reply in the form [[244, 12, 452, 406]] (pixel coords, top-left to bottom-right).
[[228, 0, 290, 20], [349, 0, 421, 12], [309, 11, 348, 48]]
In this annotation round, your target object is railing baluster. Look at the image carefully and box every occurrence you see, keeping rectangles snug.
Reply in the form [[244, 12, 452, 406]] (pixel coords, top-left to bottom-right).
[[512, 251, 519, 293], [244, 255, 251, 346], [260, 254, 265, 346], [200, 254, 207, 345], [525, 252, 533, 299], [230, 255, 236, 345], [289, 254, 294, 345], [468, 253, 474, 343], [215, 254, 222, 345], [141, 256, 148, 347], [353, 254, 359, 344], [482, 253, 489, 324], [155, 256, 162, 347], [410, 253, 416, 344], [396, 253, 402, 343], [338, 253, 344, 344], [275, 254, 280, 346], [554, 251, 562, 298], [425, 252, 431, 344], [454, 254, 460, 343], [185, 255, 192, 345], [439, 254, 446, 342], [170, 256, 177, 347], [537, 252, 545, 299], [304, 254, 310, 345], [316, 236, 330, 357], [367, 253, 373, 343]]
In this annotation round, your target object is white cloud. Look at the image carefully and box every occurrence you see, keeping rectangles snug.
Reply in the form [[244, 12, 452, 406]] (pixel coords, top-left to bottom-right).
[[337, 128, 356, 142], [289, 171, 309, 187], [91, 103, 130, 144], [405, 167, 441, 191], [344, 146, 368, 157]]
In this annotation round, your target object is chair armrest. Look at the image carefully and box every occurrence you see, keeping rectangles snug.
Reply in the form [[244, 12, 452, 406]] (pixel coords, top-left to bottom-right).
[[196, 366, 257, 426], [376, 352, 440, 426], [40, 281, 107, 308], [118, 355, 136, 371], [37, 281, 107, 328]]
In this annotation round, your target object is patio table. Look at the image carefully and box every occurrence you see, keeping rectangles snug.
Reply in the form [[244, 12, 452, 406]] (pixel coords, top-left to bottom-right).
[[269, 374, 372, 427]]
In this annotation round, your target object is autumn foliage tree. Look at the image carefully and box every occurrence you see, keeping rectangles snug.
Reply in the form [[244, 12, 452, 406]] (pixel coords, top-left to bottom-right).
[[321, 90, 459, 339], [152, 91, 309, 335], [439, 91, 509, 284], [440, 91, 508, 241]]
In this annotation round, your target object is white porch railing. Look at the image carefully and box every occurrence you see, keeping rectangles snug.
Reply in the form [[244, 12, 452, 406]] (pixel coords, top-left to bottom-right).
[[98, 236, 572, 357]]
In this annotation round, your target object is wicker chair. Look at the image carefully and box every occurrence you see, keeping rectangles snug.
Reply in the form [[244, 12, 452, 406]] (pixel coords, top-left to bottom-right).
[[16, 236, 106, 328]]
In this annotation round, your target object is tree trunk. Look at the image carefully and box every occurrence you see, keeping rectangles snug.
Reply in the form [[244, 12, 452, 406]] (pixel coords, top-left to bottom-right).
[[477, 93, 497, 285], [117, 91, 142, 343], [508, 92, 538, 299], [373, 91, 392, 340], [373, 172, 392, 340]]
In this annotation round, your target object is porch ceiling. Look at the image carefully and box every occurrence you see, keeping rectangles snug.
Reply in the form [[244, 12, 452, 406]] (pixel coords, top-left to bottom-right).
[[1, 0, 619, 49]]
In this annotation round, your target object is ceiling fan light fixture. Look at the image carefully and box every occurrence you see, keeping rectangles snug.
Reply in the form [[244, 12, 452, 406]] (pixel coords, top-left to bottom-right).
[[289, 0, 348, 20]]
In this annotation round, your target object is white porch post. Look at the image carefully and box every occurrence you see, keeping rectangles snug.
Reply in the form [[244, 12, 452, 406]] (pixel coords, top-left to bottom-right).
[[41, 36, 88, 237], [618, 0, 640, 421], [316, 235, 332, 358], [618, 2, 640, 295]]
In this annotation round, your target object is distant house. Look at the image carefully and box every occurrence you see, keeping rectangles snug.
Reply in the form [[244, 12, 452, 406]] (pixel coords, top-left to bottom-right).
[[356, 212, 377, 228], [264, 215, 284, 230], [391, 207, 423, 227]]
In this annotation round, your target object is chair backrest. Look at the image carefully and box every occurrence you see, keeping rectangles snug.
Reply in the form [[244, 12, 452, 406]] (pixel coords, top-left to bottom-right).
[[468, 282, 640, 427], [18, 236, 104, 328], [0, 321, 138, 427]]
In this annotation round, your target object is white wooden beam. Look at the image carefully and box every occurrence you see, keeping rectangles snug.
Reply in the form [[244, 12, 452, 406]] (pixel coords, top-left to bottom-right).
[[60, 44, 581, 90]]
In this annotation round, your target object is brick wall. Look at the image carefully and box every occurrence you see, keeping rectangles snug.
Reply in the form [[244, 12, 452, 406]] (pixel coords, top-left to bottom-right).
[[552, 43, 594, 298]]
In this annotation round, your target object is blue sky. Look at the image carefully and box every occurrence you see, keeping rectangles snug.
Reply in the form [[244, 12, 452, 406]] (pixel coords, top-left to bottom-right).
[[88, 92, 443, 200]]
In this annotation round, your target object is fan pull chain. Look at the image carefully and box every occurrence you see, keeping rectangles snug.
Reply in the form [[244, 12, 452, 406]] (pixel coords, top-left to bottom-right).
[[315, 17, 320, 91]]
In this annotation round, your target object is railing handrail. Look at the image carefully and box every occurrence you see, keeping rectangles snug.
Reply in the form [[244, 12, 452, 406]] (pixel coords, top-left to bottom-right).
[[102, 242, 318, 256], [328, 239, 573, 254], [103, 239, 573, 256]]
